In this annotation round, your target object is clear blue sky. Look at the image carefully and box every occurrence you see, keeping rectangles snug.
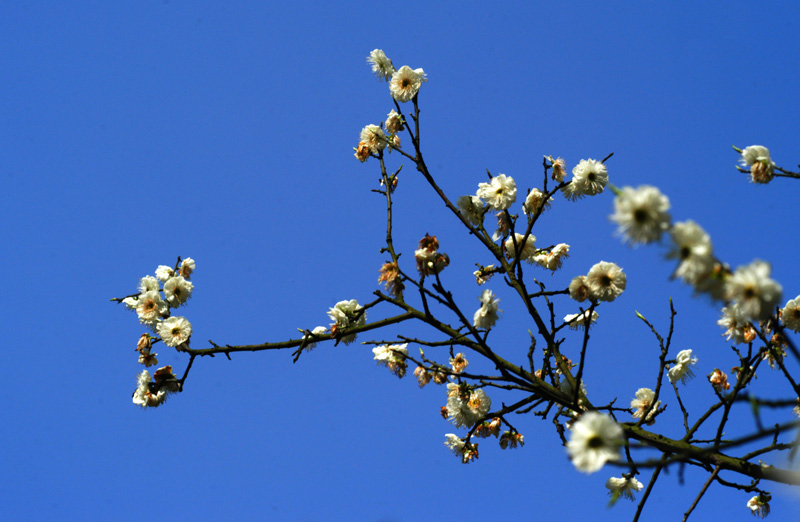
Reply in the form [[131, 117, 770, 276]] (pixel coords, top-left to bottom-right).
[[3, 2, 800, 520]]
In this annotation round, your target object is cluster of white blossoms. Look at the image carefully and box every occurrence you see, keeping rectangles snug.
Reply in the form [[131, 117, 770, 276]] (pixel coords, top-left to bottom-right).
[[609, 185, 671, 245], [569, 261, 627, 303], [366, 49, 427, 103], [606, 476, 644, 502], [120, 258, 196, 408], [445, 382, 492, 428], [567, 411, 624, 473], [668, 349, 698, 385], [737, 145, 775, 184], [327, 299, 366, 345], [561, 159, 608, 201], [473, 289, 501, 329]]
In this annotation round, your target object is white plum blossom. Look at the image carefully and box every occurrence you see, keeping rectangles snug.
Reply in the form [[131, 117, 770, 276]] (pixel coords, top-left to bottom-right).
[[132, 369, 167, 408], [522, 188, 552, 215], [444, 433, 465, 455], [504, 233, 537, 262], [122, 296, 138, 309], [606, 476, 644, 501], [747, 495, 770, 518], [726, 260, 782, 322], [532, 243, 570, 271], [473, 289, 501, 329], [359, 124, 387, 153], [718, 304, 754, 345], [389, 65, 427, 102], [367, 49, 394, 81], [384, 109, 403, 134], [136, 290, 168, 327], [610, 185, 671, 245], [569, 276, 591, 302], [163, 276, 193, 307], [179, 257, 195, 279], [668, 349, 698, 385], [564, 310, 599, 330], [630, 388, 660, 424], [561, 159, 608, 200], [327, 299, 366, 344], [477, 174, 517, 210], [446, 384, 492, 428], [585, 261, 626, 302], [739, 145, 775, 184], [372, 343, 408, 363], [155, 265, 174, 282], [301, 326, 328, 349], [781, 296, 800, 332], [548, 156, 567, 182], [567, 412, 623, 473], [138, 275, 159, 293], [667, 220, 714, 285], [157, 316, 192, 348], [457, 195, 485, 227]]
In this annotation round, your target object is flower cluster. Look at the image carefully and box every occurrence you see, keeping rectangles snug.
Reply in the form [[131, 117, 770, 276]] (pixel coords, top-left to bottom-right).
[[372, 343, 409, 378], [120, 258, 196, 407], [445, 382, 492, 428]]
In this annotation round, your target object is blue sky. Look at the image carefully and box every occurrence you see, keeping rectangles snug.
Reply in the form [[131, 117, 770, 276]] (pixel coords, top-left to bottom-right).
[[3, 2, 800, 520]]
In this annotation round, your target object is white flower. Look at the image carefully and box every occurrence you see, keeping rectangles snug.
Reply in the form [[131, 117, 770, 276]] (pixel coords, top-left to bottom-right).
[[477, 174, 517, 211], [522, 188, 552, 215], [610, 185, 671, 245], [474, 265, 495, 285], [122, 296, 138, 309], [132, 370, 167, 408], [473, 289, 501, 329], [739, 145, 775, 184], [569, 275, 591, 302], [359, 124, 387, 153], [444, 433, 465, 455], [561, 159, 608, 200], [504, 233, 537, 262], [548, 156, 567, 182], [585, 261, 626, 302], [301, 326, 328, 349], [718, 304, 754, 344], [457, 195, 485, 227], [532, 243, 570, 271], [384, 109, 404, 134], [566, 412, 623, 473], [163, 276, 193, 307], [564, 310, 599, 330], [606, 476, 644, 501], [446, 386, 492, 427], [389, 65, 427, 102], [630, 388, 660, 424], [367, 49, 394, 81], [726, 260, 782, 321], [327, 299, 366, 344], [668, 349, 698, 385], [372, 343, 408, 363], [138, 275, 159, 293], [746, 495, 770, 518], [157, 316, 192, 348], [155, 265, 174, 281], [136, 290, 168, 327], [781, 296, 800, 332], [179, 257, 196, 279], [667, 220, 714, 285]]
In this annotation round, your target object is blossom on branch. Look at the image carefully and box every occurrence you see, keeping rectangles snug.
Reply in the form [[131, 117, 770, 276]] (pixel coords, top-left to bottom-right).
[[522, 188, 552, 215], [157, 316, 192, 348], [389, 65, 427, 102], [781, 296, 800, 332], [532, 243, 570, 271], [564, 310, 599, 330], [739, 145, 775, 184], [164, 276, 193, 307], [606, 476, 643, 501], [327, 299, 366, 345], [136, 290, 168, 327], [372, 343, 409, 378], [504, 233, 537, 262], [667, 220, 714, 286], [359, 124, 387, 154], [561, 159, 608, 200], [668, 349, 698, 385], [367, 49, 394, 81], [457, 195, 485, 227], [566, 412, 623, 473], [477, 174, 517, 210], [585, 261, 626, 302], [726, 260, 782, 322], [179, 257, 195, 279], [718, 304, 756, 345], [630, 388, 660, 424], [473, 289, 501, 329], [445, 383, 492, 428]]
